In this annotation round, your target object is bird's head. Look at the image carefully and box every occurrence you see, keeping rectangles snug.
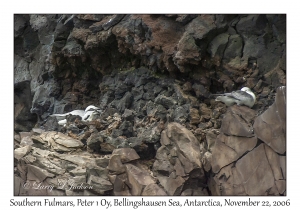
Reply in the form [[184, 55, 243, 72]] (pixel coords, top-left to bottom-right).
[[85, 105, 100, 112], [241, 87, 252, 92]]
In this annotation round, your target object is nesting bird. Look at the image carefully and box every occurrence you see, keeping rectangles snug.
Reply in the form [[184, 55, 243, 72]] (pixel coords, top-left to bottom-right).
[[49, 105, 101, 125], [213, 87, 256, 108]]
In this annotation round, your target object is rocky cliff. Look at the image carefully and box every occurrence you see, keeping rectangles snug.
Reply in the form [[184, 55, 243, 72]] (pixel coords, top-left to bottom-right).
[[14, 14, 286, 196]]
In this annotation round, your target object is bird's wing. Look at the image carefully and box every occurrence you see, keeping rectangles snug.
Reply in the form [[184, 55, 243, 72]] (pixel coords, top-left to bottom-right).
[[69, 110, 85, 116], [82, 111, 92, 121], [228, 90, 254, 102]]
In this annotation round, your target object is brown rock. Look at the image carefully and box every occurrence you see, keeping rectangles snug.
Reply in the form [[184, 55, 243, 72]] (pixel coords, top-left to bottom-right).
[[211, 125, 258, 173], [264, 145, 284, 181], [125, 164, 155, 195], [275, 180, 286, 194], [112, 148, 140, 163], [279, 156, 286, 179], [166, 123, 202, 168], [236, 144, 275, 195], [107, 155, 126, 174], [176, 152, 195, 174], [202, 151, 212, 172], [189, 108, 201, 124], [87, 175, 113, 194], [192, 188, 209, 195], [173, 158, 185, 176], [113, 173, 131, 196], [199, 103, 212, 116], [220, 105, 256, 137], [219, 133, 257, 156], [211, 138, 238, 173], [160, 130, 171, 146], [157, 175, 185, 195], [155, 145, 169, 160], [153, 159, 174, 176], [14, 175, 27, 196], [141, 183, 167, 195], [181, 189, 193, 195], [212, 163, 246, 195], [205, 130, 218, 152], [253, 86, 286, 154]]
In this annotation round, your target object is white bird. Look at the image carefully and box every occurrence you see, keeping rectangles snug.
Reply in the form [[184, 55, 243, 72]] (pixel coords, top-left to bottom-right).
[[49, 105, 101, 125], [82, 105, 102, 122], [213, 87, 256, 108]]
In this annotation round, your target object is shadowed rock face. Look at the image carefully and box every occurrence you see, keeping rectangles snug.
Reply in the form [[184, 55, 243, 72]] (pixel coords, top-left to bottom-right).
[[14, 14, 286, 196]]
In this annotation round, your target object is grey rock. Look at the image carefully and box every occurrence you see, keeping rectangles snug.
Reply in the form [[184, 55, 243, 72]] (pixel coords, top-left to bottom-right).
[[87, 132, 102, 153], [14, 81, 37, 132], [154, 95, 177, 109], [173, 105, 189, 124], [236, 15, 267, 37], [207, 33, 230, 66], [192, 83, 210, 98], [223, 34, 243, 61], [116, 92, 133, 113], [118, 121, 134, 137], [102, 15, 125, 31], [69, 167, 87, 176], [122, 109, 135, 121], [137, 122, 161, 144]]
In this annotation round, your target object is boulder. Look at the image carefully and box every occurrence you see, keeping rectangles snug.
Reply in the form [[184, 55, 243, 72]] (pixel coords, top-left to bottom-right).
[[112, 148, 140, 163], [107, 155, 126, 174], [141, 183, 167, 196], [87, 175, 113, 194], [220, 105, 257, 137], [113, 173, 131, 196], [236, 144, 277, 195], [157, 175, 185, 195], [125, 164, 155, 195], [211, 133, 257, 173], [14, 145, 32, 160], [153, 122, 206, 195], [253, 86, 286, 154]]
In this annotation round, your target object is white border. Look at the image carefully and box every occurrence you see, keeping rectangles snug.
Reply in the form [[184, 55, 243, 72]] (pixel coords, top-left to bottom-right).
[[3, 0, 298, 209]]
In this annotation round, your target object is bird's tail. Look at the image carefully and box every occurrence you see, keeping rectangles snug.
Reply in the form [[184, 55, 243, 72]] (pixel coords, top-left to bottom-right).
[[49, 113, 66, 117]]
